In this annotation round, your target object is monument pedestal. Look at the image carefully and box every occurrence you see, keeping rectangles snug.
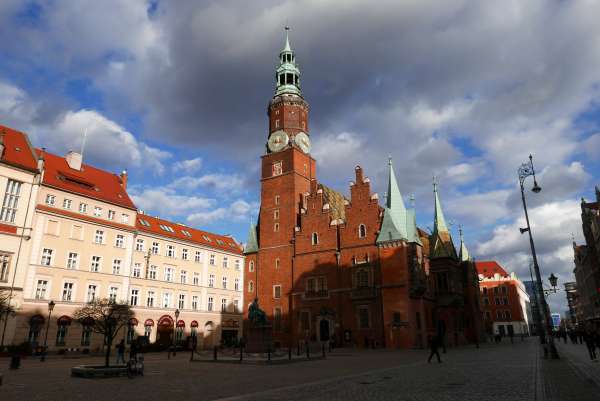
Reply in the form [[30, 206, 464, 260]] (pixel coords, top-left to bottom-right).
[[245, 324, 273, 353]]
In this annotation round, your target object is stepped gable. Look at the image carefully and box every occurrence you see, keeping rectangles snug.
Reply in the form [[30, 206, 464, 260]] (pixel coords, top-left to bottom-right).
[[318, 183, 346, 221]]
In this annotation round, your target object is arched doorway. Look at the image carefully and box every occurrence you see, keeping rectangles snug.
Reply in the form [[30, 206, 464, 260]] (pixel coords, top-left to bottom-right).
[[157, 315, 174, 348], [319, 319, 330, 342], [28, 315, 45, 346], [204, 321, 214, 349]]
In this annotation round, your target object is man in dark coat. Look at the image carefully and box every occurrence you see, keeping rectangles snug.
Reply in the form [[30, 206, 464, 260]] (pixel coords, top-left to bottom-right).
[[427, 335, 442, 363]]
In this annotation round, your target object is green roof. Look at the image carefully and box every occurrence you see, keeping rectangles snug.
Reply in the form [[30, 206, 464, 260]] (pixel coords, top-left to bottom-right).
[[244, 224, 259, 254], [377, 158, 421, 245]]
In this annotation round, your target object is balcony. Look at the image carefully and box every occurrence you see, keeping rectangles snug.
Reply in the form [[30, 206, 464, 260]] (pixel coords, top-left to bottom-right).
[[304, 290, 329, 300], [350, 287, 377, 300]]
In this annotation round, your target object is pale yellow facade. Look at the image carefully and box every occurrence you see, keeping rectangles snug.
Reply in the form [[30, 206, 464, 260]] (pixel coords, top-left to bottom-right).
[[0, 160, 41, 347], [3, 154, 244, 352]]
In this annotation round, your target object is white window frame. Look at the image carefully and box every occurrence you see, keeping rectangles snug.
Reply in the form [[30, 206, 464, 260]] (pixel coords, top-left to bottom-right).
[[115, 234, 125, 248], [62, 198, 72, 210], [90, 255, 101, 272], [45, 194, 56, 206], [66, 252, 79, 270], [78, 203, 87, 213], [94, 230, 104, 244], [0, 179, 22, 223], [135, 238, 145, 252], [41, 248, 53, 266]]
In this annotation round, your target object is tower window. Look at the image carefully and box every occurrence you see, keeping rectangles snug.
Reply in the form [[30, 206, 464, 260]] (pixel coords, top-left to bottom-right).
[[311, 232, 319, 245], [358, 224, 367, 238], [272, 161, 283, 176], [275, 258, 280, 269], [286, 73, 293, 85], [274, 209, 279, 219], [274, 223, 279, 232], [275, 119, 280, 128], [275, 195, 280, 205], [279, 74, 284, 85]]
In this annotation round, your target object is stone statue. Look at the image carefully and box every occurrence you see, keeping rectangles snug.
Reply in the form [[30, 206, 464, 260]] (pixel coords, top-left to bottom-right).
[[248, 298, 267, 326]]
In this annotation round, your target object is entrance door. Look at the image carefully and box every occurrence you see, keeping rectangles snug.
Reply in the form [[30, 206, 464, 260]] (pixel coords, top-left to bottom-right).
[[319, 320, 330, 342], [498, 325, 506, 336], [157, 325, 173, 347]]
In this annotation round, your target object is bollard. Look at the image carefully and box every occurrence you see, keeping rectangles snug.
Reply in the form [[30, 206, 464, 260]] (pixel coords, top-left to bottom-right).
[[240, 345, 243, 362], [167, 346, 171, 360], [297, 342, 300, 356], [9, 355, 21, 370], [267, 347, 271, 362], [322, 343, 326, 359], [288, 347, 292, 360], [190, 347, 194, 362], [213, 346, 218, 361], [306, 343, 310, 359]]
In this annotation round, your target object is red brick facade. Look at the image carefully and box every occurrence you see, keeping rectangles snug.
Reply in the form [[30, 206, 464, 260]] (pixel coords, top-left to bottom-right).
[[243, 34, 483, 349]]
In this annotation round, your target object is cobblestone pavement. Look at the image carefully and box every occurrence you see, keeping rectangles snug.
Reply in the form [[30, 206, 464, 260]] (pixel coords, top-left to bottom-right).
[[0, 338, 597, 401]]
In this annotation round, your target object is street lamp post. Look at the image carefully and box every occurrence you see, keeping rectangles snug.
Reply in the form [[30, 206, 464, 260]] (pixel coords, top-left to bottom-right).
[[40, 300, 55, 362], [518, 155, 559, 359], [173, 308, 180, 357]]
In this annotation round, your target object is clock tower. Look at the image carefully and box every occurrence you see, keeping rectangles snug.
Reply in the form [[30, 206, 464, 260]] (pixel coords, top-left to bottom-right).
[[246, 28, 316, 346]]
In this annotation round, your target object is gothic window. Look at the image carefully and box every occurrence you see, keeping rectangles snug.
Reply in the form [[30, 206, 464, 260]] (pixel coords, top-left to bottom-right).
[[274, 223, 279, 232], [275, 258, 280, 269], [249, 260, 254, 272], [357, 269, 369, 288], [273, 285, 281, 299], [358, 224, 367, 238], [311, 232, 318, 245], [275, 195, 280, 205], [358, 306, 370, 329], [248, 281, 254, 293], [274, 209, 279, 220]]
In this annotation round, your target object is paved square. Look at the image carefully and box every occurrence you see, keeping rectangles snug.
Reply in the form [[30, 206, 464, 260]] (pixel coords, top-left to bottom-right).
[[0, 338, 598, 400]]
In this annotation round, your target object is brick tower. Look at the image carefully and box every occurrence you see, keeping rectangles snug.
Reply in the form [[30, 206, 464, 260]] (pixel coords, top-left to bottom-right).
[[244, 28, 316, 346]]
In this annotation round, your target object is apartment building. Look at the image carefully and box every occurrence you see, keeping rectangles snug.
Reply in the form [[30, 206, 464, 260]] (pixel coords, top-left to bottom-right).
[[0, 124, 244, 351], [476, 261, 531, 336], [0, 127, 42, 348]]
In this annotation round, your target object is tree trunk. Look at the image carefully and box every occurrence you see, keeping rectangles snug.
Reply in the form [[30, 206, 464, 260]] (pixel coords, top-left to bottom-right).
[[105, 335, 112, 367]]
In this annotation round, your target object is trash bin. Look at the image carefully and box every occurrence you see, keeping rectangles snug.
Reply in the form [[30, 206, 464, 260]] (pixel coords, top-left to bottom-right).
[[9, 355, 21, 370]]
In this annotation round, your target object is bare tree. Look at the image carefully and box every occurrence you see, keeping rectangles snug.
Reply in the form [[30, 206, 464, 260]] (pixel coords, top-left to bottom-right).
[[73, 299, 133, 367], [0, 289, 15, 320]]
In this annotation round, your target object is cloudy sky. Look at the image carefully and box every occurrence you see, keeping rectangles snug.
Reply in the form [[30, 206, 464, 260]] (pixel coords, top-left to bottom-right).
[[2, 0, 599, 314]]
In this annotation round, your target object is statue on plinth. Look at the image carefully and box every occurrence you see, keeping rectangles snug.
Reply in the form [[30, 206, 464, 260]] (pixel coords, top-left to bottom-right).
[[248, 298, 268, 326]]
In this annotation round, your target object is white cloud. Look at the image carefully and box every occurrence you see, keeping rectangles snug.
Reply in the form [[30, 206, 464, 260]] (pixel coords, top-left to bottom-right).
[[169, 173, 245, 193], [130, 187, 214, 217], [446, 189, 511, 226], [187, 199, 257, 226], [173, 157, 202, 173]]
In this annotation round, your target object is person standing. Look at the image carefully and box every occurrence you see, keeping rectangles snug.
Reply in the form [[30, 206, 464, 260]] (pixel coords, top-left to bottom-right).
[[129, 339, 138, 362], [583, 331, 597, 361], [116, 339, 126, 365], [427, 335, 442, 364]]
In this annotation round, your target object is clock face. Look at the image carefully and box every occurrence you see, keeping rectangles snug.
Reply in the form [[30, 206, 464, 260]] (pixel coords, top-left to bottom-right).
[[268, 130, 289, 152], [294, 132, 311, 153]]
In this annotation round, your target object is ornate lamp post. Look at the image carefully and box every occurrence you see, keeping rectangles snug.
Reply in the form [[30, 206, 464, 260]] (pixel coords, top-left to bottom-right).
[[40, 300, 55, 362], [173, 308, 180, 357], [518, 154, 558, 359]]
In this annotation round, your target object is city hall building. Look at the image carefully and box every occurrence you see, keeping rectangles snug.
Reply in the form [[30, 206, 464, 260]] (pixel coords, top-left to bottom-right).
[[243, 31, 483, 349], [0, 126, 244, 351]]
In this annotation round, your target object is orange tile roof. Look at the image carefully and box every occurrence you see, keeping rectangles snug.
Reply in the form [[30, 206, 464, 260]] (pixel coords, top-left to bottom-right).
[[0, 125, 39, 172], [38, 149, 136, 210], [475, 260, 509, 278], [136, 214, 243, 255]]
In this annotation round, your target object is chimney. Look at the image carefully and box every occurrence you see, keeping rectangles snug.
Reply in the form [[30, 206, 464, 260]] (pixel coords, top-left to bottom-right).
[[65, 150, 82, 171], [120, 169, 128, 190], [37, 148, 45, 172]]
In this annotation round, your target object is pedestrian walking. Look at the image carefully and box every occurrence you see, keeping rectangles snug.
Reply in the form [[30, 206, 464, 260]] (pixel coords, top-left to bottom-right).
[[583, 331, 597, 361], [116, 339, 126, 365], [427, 335, 442, 364], [130, 339, 138, 362]]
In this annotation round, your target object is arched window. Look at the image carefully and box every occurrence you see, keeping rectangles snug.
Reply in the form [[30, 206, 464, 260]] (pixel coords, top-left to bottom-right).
[[357, 269, 369, 288], [275, 258, 280, 269], [249, 261, 255, 272], [248, 281, 254, 293], [312, 233, 319, 245], [358, 224, 367, 238]]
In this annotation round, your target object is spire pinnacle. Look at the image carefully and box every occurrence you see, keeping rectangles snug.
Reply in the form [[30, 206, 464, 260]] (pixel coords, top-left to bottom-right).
[[283, 25, 291, 52], [433, 177, 449, 234], [459, 224, 471, 262]]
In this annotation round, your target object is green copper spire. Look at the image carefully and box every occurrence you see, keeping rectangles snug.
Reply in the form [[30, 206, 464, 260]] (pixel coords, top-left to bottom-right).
[[377, 158, 421, 244], [244, 223, 259, 254], [430, 178, 457, 259], [275, 26, 301, 96], [459, 225, 471, 262], [433, 177, 449, 234]]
